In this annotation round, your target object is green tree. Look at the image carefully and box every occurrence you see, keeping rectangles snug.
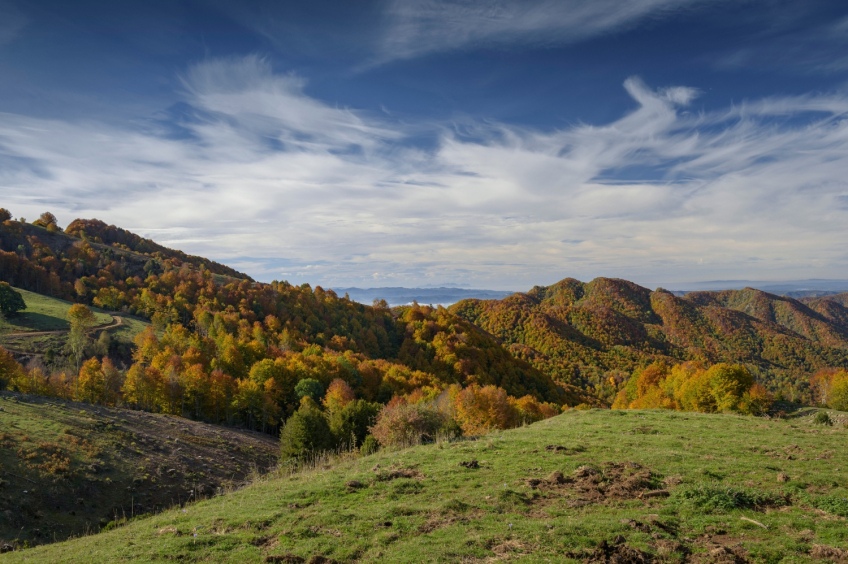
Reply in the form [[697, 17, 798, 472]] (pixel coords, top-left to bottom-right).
[[0, 208, 11, 222], [0, 282, 26, 317], [295, 378, 324, 403], [279, 398, 334, 461], [329, 399, 380, 448]]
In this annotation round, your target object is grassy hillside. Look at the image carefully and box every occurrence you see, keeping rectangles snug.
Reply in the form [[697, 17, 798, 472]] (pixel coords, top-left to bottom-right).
[[0, 287, 112, 334], [0, 287, 149, 368], [0, 392, 279, 548], [5, 409, 847, 562]]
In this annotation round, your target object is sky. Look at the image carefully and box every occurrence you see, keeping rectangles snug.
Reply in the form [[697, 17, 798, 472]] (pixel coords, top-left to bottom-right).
[[2, 1, 848, 291]]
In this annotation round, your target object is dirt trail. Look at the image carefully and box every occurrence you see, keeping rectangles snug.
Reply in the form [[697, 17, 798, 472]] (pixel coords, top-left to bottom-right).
[[1, 315, 123, 338]]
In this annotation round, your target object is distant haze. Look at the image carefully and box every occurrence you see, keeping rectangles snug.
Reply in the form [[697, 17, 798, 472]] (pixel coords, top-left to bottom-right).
[[338, 279, 848, 307], [333, 287, 514, 307]]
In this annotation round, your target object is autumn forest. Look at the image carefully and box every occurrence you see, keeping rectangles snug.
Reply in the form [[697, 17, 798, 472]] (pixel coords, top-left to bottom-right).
[[2, 211, 848, 459]]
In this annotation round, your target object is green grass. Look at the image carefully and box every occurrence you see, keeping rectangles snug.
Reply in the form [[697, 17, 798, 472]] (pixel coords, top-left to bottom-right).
[[6, 408, 848, 562], [0, 287, 112, 334]]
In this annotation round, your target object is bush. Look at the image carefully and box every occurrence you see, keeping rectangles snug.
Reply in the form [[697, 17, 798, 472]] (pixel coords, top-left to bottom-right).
[[370, 401, 448, 447], [0, 346, 25, 391], [360, 435, 379, 456], [279, 398, 334, 461], [453, 384, 518, 435], [813, 411, 833, 426]]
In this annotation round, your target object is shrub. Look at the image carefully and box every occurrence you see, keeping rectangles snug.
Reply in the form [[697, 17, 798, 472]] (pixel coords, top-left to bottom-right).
[[453, 384, 518, 435], [0, 346, 25, 390], [813, 411, 833, 426], [370, 401, 447, 447], [360, 435, 379, 456]]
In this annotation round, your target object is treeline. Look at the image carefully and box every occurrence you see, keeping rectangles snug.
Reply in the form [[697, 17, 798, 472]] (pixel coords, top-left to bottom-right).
[[0, 301, 571, 433], [611, 361, 773, 415], [277, 378, 561, 461]]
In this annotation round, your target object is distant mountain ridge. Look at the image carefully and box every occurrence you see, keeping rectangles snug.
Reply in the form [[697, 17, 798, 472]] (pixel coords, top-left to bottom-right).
[[669, 278, 848, 297]]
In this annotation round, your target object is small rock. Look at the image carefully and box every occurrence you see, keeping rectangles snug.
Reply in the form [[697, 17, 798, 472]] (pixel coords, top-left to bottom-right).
[[777, 472, 790, 482]]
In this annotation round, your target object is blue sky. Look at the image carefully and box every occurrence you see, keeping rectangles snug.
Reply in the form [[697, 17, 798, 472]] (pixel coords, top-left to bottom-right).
[[2, 0, 848, 290]]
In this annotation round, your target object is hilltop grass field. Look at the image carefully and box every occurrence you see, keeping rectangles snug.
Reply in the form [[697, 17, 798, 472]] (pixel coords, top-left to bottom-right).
[[6, 408, 847, 563]]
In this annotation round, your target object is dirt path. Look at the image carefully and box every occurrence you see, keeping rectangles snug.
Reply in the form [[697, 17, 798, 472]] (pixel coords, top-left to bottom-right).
[[1, 315, 123, 338]]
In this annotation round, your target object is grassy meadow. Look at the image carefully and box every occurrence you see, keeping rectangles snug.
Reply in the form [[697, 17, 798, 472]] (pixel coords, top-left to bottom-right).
[[0, 287, 149, 361], [0, 287, 112, 334], [5, 408, 847, 562]]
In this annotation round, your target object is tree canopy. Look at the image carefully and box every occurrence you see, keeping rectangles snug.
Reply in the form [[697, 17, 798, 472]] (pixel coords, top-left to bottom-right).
[[0, 282, 25, 317]]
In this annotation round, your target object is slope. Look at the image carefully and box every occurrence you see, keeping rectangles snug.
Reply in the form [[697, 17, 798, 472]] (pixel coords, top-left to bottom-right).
[[4, 408, 847, 562], [0, 391, 278, 547], [451, 278, 848, 400]]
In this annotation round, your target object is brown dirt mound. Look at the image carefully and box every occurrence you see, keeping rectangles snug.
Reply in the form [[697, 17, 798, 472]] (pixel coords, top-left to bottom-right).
[[810, 545, 848, 562], [524, 462, 668, 511], [373, 465, 424, 481]]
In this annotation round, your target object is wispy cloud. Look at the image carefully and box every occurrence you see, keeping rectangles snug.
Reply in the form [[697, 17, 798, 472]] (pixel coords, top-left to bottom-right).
[[1, 56, 848, 289], [715, 15, 848, 75], [374, 0, 717, 64]]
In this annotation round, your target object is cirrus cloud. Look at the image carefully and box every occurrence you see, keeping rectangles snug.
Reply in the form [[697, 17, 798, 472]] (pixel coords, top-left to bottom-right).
[[1, 55, 847, 289]]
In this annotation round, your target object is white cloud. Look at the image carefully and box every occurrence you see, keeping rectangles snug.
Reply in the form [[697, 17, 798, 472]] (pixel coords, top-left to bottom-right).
[[375, 0, 718, 64], [1, 58, 848, 289]]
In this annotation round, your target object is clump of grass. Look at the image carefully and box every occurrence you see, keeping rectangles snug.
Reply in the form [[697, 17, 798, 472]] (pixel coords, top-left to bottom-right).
[[810, 495, 848, 518], [673, 484, 788, 512], [813, 412, 833, 426]]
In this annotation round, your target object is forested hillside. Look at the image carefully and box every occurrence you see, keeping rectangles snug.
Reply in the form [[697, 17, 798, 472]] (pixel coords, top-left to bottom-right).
[[3, 212, 847, 433], [0, 214, 584, 438], [450, 278, 848, 402]]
